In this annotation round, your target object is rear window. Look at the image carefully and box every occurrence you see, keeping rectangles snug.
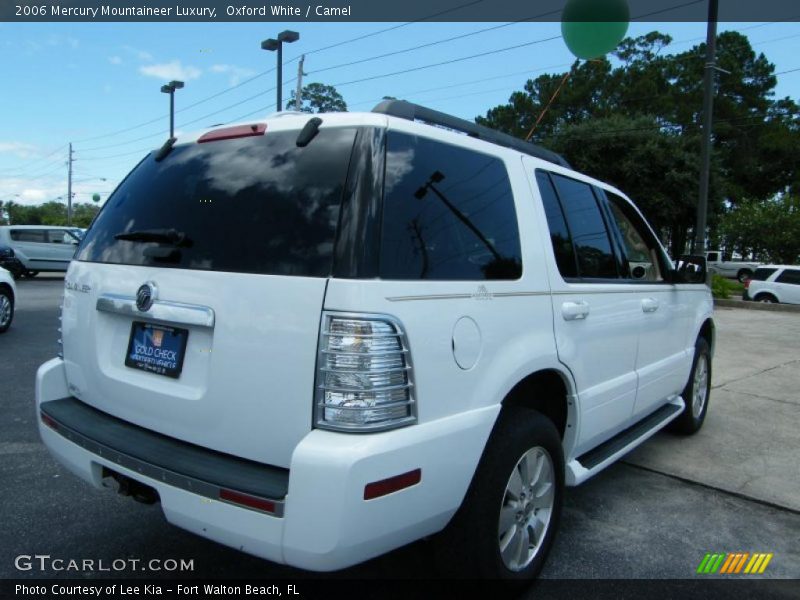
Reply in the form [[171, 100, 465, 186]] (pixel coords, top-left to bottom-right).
[[379, 131, 522, 280], [751, 268, 777, 281], [77, 127, 357, 277]]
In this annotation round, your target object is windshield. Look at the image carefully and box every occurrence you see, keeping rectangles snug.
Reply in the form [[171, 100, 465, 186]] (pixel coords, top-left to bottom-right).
[[77, 127, 357, 277]]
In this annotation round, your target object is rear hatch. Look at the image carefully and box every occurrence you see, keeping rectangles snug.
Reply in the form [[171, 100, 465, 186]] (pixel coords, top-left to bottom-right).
[[61, 121, 358, 467]]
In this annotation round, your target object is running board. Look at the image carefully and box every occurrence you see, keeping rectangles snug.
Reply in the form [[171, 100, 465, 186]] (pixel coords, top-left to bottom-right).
[[566, 397, 684, 486]]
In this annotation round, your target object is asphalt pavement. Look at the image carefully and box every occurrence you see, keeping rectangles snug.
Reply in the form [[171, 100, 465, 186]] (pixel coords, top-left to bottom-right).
[[1, 276, 798, 584]]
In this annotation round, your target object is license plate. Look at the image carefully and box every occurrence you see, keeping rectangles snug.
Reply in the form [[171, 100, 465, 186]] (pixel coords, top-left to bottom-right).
[[125, 322, 189, 379]]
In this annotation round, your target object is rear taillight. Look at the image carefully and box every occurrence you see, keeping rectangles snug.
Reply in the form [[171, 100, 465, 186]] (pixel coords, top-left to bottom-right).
[[744, 279, 751, 289], [315, 313, 416, 432]]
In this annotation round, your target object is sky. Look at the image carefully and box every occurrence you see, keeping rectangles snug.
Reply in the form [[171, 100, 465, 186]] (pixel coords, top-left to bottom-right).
[[1, 19, 799, 207]]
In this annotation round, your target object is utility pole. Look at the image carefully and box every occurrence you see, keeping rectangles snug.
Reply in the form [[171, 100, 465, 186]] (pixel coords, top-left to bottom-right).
[[694, 0, 719, 255], [67, 142, 73, 227], [295, 55, 305, 111]]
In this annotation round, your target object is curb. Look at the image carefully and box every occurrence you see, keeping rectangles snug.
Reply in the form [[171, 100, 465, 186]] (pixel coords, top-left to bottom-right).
[[714, 298, 800, 313]]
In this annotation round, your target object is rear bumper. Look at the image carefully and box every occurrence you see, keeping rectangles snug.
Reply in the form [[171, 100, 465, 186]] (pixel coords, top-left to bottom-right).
[[36, 358, 499, 571]]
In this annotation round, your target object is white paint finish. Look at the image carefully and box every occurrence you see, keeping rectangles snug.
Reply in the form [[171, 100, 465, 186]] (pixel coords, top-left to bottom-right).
[[451, 316, 482, 370], [61, 261, 324, 467]]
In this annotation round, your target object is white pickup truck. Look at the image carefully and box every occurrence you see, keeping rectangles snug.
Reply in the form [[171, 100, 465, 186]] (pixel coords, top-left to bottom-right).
[[706, 251, 760, 282]]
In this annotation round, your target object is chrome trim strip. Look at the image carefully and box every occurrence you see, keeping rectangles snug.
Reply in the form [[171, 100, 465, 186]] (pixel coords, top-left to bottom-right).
[[96, 293, 215, 328], [42, 415, 284, 517]]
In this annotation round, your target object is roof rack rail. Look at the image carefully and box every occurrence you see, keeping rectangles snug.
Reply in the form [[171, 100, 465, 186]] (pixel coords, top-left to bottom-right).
[[371, 100, 570, 168]]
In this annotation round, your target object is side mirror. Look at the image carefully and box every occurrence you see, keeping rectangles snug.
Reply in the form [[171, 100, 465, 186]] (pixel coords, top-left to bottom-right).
[[671, 254, 707, 284]]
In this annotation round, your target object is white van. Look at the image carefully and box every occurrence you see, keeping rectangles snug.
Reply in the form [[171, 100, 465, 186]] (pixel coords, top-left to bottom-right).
[[0, 225, 82, 276], [36, 102, 714, 584]]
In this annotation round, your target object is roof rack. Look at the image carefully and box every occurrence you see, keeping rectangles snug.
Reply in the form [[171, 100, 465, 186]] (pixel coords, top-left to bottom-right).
[[371, 100, 571, 168]]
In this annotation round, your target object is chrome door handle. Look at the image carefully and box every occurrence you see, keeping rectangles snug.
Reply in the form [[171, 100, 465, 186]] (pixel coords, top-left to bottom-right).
[[641, 298, 660, 313], [562, 301, 590, 321]]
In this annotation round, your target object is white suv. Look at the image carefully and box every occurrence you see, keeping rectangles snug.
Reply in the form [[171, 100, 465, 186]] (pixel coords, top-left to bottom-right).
[[36, 101, 714, 583], [744, 265, 800, 305]]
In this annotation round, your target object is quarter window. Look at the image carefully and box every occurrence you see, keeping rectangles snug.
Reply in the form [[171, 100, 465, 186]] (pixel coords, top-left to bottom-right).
[[380, 132, 522, 280]]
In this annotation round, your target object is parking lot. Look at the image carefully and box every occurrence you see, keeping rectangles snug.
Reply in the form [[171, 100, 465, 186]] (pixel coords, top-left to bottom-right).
[[1, 275, 798, 580]]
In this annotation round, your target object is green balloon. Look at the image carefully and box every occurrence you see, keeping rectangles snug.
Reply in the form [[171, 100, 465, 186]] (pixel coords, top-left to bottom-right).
[[92, 193, 101, 203], [562, 0, 630, 60]]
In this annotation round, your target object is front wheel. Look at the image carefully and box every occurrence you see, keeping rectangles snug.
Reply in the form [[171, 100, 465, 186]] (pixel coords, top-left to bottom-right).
[[434, 408, 564, 584], [669, 337, 711, 435], [0, 288, 14, 333]]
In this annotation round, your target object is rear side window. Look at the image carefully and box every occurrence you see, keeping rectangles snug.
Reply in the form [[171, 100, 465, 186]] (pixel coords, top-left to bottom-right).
[[776, 269, 800, 285], [77, 128, 357, 277], [751, 268, 777, 281], [10, 229, 46, 243], [380, 132, 522, 280], [536, 171, 577, 278], [550, 174, 618, 279]]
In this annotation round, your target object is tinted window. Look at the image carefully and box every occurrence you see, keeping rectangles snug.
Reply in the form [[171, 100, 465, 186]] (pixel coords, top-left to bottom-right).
[[603, 191, 664, 282], [751, 267, 777, 281], [77, 128, 356, 276], [10, 229, 46, 243], [776, 269, 800, 285], [380, 132, 522, 280], [551, 175, 618, 279], [536, 171, 577, 278]]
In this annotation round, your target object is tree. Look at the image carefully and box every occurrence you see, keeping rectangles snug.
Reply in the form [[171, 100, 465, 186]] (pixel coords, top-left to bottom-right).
[[285, 83, 347, 113], [718, 197, 800, 264], [476, 31, 800, 255]]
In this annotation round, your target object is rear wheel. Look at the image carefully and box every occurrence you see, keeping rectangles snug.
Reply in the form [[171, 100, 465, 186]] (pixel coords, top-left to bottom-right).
[[434, 408, 563, 584], [756, 293, 778, 304], [737, 269, 753, 283], [0, 288, 13, 333], [669, 337, 711, 435]]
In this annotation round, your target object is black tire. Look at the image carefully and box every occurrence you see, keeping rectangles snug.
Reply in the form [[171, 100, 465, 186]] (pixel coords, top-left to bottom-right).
[[737, 269, 753, 283], [24, 270, 39, 278], [0, 287, 14, 334], [755, 293, 778, 304], [669, 337, 711, 435], [434, 408, 564, 585]]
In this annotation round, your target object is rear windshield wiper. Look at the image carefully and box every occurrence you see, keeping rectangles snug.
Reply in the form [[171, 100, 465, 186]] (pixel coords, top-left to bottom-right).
[[114, 228, 190, 246]]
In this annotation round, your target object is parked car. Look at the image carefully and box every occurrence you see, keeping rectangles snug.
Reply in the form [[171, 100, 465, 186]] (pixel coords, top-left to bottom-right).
[[36, 101, 714, 583], [743, 265, 800, 305], [0, 244, 25, 279], [705, 250, 760, 283], [0, 225, 81, 276], [0, 266, 16, 333]]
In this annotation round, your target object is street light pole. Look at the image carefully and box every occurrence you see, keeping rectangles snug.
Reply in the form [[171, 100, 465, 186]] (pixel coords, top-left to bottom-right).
[[261, 30, 299, 112], [694, 0, 719, 255], [160, 80, 184, 139]]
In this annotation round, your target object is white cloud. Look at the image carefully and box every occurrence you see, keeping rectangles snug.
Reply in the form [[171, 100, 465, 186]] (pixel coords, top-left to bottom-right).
[[139, 60, 201, 82], [210, 63, 256, 86], [122, 45, 153, 61], [108, 56, 122, 65], [0, 142, 38, 159]]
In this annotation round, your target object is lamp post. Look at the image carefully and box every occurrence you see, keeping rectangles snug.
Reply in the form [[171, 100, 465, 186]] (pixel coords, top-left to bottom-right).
[[261, 30, 299, 112], [160, 80, 184, 139]]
